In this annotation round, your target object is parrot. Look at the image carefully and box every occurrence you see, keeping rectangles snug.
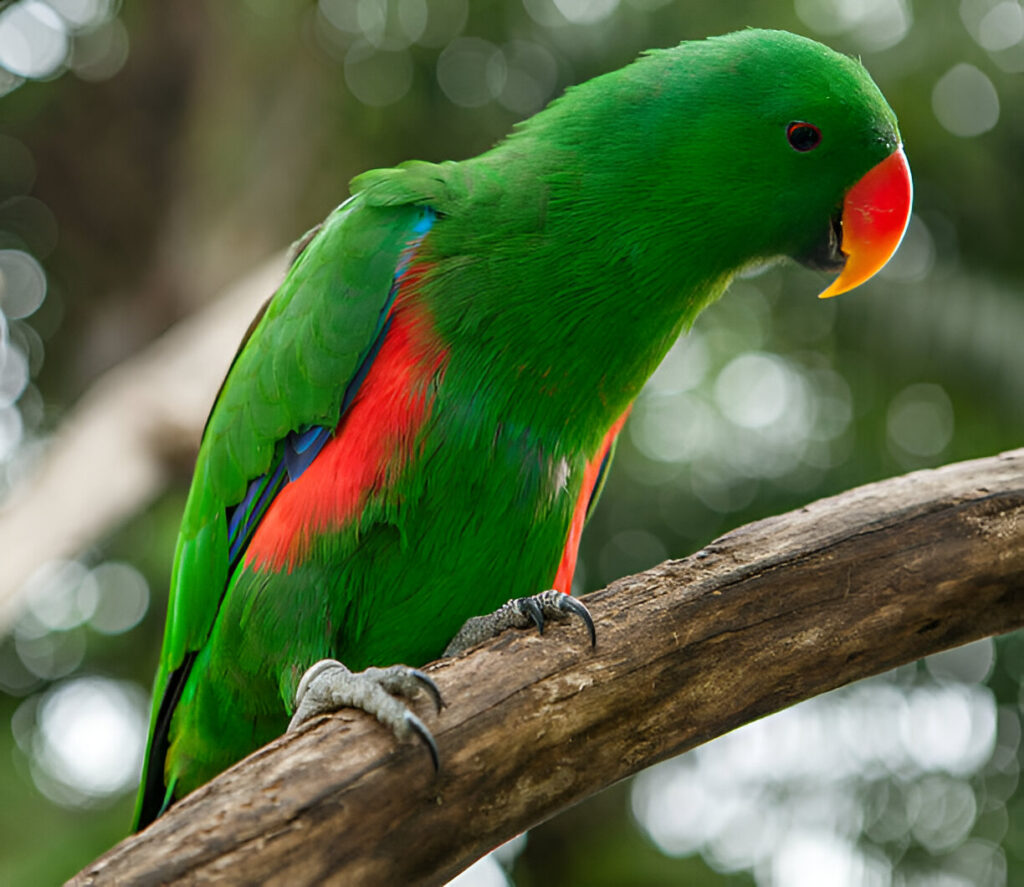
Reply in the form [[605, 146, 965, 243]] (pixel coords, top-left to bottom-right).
[[134, 28, 913, 829]]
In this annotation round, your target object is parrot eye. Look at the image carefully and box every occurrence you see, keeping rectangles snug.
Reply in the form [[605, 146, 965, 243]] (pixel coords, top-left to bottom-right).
[[787, 122, 822, 152]]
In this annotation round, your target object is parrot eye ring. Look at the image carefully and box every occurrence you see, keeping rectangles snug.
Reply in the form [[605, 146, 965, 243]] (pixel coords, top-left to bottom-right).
[[787, 121, 822, 152]]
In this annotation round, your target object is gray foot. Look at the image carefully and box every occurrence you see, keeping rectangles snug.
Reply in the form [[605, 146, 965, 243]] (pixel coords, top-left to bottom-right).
[[444, 589, 596, 657], [288, 659, 443, 770]]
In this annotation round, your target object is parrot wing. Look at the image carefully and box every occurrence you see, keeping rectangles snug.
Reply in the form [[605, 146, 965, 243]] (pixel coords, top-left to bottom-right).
[[136, 192, 438, 826]]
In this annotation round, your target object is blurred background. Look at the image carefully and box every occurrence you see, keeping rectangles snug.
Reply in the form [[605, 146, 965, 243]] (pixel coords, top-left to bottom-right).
[[0, 1, 1022, 884]]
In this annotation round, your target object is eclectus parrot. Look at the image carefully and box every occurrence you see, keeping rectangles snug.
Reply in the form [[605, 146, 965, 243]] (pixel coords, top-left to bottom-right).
[[135, 29, 912, 828]]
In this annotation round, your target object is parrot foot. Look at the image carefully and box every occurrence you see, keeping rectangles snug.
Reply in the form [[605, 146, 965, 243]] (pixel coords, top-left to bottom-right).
[[443, 589, 596, 657], [288, 659, 443, 770]]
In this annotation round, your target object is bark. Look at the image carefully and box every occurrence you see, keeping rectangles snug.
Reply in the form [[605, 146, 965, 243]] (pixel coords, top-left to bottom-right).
[[70, 448, 1024, 887]]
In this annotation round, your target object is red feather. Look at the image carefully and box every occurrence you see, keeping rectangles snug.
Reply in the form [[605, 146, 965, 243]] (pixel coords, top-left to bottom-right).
[[245, 264, 446, 572], [552, 408, 630, 594]]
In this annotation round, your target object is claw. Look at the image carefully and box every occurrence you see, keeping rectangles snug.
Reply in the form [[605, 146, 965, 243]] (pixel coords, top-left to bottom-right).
[[404, 710, 440, 772], [411, 668, 444, 713], [520, 597, 546, 634], [444, 589, 597, 656], [558, 594, 596, 648], [288, 659, 442, 772]]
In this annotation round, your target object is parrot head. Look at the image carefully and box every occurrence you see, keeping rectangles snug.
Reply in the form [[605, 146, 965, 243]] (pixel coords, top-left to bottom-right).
[[682, 29, 914, 298], [526, 29, 913, 303], [711, 30, 915, 299]]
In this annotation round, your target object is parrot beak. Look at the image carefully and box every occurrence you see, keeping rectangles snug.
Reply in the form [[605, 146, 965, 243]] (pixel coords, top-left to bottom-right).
[[818, 146, 913, 299]]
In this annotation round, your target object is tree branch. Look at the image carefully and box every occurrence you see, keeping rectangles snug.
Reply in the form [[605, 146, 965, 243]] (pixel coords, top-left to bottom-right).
[[70, 448, 1024, 887]]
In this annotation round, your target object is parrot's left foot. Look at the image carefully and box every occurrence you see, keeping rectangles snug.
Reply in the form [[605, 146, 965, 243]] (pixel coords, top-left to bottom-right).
[[288, 659, 443, 770], [444, 589, 596, 657]]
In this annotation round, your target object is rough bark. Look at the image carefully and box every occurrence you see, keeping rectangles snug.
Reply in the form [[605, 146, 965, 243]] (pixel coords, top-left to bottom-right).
[[70, 448, 1024, 887]]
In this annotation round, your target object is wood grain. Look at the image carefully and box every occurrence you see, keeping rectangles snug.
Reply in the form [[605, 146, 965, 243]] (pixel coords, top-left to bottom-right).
[[70, 448, 1024, 886]]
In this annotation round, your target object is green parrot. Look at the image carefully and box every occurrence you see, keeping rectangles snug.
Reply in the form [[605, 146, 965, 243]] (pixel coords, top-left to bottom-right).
[[134, 28, 912, 829]]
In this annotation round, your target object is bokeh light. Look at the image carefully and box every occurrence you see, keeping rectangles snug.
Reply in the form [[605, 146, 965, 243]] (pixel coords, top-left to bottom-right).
[[630, 279, 858, 507], [932, 64, 1001, 138], [713, 352, 803, 430], [318, 0, 469, 49], [0, 0, 122, 91], [46, 0, 115, 30], [496, 41, 558, 114], [21, 559, 94, 633], [927, 637, 995, 685], [0, 248, 45, 485], [880, 215, 936, 284], [344, 41, 414, 107], [69, 16, 129, 82], [771, 831, 890, 887], [0, 403, 22, 460], [886, 383, 954, 463], [4, 559, 150, 687], [14, 676, 148, 807], [793, 0, 912, 51], [0, 249, 47, 319], [86, 562, 150, 636], [552, 0, 619, 25], [0, 1, 68, 80], [0, 335, 29, 407], [631, 647, 1014, 886], [975, 2, 1024, 52], [963, 0, 1024, 71], [437, 37, 506, 107]]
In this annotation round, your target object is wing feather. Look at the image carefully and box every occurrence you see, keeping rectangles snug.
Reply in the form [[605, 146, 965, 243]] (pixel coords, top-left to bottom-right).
[[135, 197, 438, 826]]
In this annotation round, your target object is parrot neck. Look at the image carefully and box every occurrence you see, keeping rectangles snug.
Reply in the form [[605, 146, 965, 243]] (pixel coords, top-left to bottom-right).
[[424, 244, 730, 455], [422, 148, 737, 446]]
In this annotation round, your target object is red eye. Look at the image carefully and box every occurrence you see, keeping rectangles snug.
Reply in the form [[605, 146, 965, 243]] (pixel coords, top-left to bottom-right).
[[787, 122, 822, 152]]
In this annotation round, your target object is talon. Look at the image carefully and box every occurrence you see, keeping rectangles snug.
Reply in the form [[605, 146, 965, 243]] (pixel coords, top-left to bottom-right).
[[286, 658, 442, 773], [520, 597, 546, 634], [404, 710, 440, 772], [559, 595, 596, 648], [444, 590, 598, 656], [412, 668, 444, 712]]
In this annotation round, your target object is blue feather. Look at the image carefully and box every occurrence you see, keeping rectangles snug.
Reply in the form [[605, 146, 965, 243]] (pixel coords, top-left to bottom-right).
[[284, 426, 332, 480]]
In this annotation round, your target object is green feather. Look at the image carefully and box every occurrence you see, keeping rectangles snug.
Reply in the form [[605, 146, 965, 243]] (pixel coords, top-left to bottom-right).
[[136, 29, 904, 827]]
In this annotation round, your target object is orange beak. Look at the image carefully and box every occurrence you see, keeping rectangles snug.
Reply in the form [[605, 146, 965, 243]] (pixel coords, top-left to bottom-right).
[[818, 146, 913, 299]]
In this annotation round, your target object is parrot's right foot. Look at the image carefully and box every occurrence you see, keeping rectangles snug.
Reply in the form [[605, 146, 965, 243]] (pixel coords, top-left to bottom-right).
[[288, 659, 443, 770], [443, 589, 596, 657]]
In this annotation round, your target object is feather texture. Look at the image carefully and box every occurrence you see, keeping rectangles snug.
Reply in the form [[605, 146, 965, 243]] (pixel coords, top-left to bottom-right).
[[136, 29, 905, 827]]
